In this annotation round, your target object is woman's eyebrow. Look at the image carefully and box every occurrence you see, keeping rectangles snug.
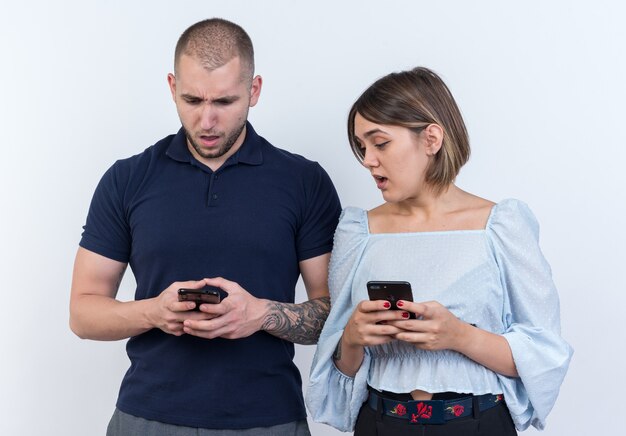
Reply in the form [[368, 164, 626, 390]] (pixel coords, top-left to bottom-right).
[[363, 128, 387, 138]]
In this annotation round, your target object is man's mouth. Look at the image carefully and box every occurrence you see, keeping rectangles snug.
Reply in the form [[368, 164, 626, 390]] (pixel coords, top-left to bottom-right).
[[199, 134, 221, 147]]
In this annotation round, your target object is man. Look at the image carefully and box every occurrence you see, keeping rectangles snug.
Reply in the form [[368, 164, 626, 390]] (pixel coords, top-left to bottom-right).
[[70, 18, 341, 435]]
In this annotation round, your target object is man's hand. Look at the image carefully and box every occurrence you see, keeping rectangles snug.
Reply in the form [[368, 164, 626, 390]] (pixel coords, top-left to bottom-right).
[[146, 279, 217, 336], [182, 254, 333, 344], [70, 247, 218, 341], [182, 277, 268, 339]]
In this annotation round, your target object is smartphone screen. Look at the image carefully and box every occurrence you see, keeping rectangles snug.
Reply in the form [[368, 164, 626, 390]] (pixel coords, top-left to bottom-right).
[[367, 281, 415, 318]]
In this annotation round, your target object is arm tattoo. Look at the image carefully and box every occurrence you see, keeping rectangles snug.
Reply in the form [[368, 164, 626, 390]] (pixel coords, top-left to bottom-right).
[[261, 296, 330, 345]]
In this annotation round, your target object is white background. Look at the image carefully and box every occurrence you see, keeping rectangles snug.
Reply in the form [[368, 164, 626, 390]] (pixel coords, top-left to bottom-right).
[[1, 1, 624, 434]]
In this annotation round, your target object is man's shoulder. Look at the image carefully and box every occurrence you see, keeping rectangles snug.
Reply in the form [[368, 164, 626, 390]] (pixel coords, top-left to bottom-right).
[[114, 133, 176, 168], [261, 139, 315, 165], [246, 123, 322, 173], [98, 133, 177, 193], [103, 133, 176, 181], [258, 138, 328, 182]]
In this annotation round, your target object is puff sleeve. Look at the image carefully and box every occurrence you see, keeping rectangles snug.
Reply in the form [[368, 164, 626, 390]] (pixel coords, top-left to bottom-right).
[[487, 199, 573, 430], [306, 207, 370, 432]]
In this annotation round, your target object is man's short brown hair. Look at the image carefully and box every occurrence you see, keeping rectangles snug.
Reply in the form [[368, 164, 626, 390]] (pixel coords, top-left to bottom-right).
[[174, 18, 254, 82]]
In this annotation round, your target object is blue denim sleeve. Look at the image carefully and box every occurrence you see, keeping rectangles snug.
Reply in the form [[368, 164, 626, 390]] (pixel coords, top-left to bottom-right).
[[305, 207, 370, 432], [488, 199, 573, 430]]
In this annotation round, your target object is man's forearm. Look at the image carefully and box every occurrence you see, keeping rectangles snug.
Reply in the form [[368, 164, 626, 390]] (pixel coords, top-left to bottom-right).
[[70, 295, 153, 341], [261, 296, 330, 345]]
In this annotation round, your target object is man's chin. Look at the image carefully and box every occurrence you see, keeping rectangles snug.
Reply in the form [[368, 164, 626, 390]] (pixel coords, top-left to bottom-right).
[[190, 140, 228, 160], [196, 149, 226, 160]]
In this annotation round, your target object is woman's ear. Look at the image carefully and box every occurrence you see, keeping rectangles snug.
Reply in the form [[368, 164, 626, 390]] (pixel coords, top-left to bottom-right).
[[423, 124, 444, 156]]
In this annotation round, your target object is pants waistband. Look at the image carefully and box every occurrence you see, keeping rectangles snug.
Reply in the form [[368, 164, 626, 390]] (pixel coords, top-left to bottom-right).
[[367, 390, 505, 425]]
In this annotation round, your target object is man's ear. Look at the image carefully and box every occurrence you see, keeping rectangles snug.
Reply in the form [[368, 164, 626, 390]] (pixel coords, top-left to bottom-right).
[[249, 75, 262, 107], [167, 73, 177, 102], [423, 124, 444, 156]]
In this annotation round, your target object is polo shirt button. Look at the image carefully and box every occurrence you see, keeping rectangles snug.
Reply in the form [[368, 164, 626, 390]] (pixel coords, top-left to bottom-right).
[[212, 194, 218, 200]]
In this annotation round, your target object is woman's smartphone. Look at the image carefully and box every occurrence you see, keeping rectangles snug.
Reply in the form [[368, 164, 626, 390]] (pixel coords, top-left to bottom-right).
[[178, 287, 221, 310], [367, 281, 415, 318]]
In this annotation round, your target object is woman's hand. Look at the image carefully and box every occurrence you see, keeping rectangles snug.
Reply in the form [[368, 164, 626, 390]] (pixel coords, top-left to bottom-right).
[[387, 300, 469, 351], [388, 300, 519, 376], [343, 299, 408, 347], [334, 299, 409, 377]]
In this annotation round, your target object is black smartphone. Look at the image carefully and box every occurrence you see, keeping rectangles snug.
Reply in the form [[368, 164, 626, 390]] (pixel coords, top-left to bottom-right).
[[367, 281, 415, 319], [178, 287, 221, 310]]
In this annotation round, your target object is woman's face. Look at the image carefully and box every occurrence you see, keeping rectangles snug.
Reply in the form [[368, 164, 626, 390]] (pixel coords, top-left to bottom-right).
[[353, 113, 433, 203]]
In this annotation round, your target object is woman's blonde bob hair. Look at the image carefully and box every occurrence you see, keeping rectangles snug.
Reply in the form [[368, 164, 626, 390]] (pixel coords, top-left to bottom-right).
[[347, 67, 470, 193]]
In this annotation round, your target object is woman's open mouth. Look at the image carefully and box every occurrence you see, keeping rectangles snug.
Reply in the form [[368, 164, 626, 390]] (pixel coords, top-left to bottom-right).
[[373, 175, 388, 190]]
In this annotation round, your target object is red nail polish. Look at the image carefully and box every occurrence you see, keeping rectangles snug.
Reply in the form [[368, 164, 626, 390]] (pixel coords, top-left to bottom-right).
[[383, 301, 391, 308], [402, 312, 409, 319], [396, 300, 404, 307]]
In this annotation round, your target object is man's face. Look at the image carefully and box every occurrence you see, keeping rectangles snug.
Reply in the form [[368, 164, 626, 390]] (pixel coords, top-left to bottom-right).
[[168, 55, 261, 170]]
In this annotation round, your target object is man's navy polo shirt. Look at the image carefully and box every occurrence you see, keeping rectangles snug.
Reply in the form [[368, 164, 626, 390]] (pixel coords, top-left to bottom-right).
[[79, 123, 341, 429]]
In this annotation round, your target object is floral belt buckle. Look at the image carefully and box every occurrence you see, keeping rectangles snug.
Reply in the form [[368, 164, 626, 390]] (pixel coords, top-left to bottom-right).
[[405, 400, 445, 425]]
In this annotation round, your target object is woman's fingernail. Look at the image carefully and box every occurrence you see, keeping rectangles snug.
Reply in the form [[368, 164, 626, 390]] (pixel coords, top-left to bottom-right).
[[402, 312, 410, 319], [397, 300, 404, 307], [383, 302, 391, 308]]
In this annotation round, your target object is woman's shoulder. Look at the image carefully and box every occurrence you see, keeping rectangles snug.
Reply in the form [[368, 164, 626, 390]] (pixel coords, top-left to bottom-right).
[[338, 206, 368, 230], [441, 192, 536, 233], [455, 193, 495, 230], [329, 207, 370, 290], [486, 198, 542, 249], [340, 206, 368, 221], [487, 198, 537, 228], [333, 207, 369, 242]]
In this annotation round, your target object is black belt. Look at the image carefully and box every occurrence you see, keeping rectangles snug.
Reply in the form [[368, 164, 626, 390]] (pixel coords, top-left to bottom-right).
[[368, 390, 505, 425]]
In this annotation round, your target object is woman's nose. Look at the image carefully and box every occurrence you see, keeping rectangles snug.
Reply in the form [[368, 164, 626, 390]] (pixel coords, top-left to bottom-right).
[[362, 147, 379, 168]]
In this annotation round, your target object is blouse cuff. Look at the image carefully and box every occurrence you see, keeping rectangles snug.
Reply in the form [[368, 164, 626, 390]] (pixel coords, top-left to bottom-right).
[[306, 330, 371, 432], [500, 327, 573, 430]]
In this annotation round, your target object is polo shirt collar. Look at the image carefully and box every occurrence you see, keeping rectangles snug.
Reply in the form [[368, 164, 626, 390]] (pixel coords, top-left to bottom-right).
[[166, 121, 263, 167]]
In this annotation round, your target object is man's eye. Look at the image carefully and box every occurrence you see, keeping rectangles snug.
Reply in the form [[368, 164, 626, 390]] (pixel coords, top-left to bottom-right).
[[185, 98, 202, 105], [215, 99, 234, 106]]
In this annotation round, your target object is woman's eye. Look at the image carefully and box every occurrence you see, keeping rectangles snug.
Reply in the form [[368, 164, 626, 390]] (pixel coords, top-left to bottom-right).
[[374, 141, 390, 149]]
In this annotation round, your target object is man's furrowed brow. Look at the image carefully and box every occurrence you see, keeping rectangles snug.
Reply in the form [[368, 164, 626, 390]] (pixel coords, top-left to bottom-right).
[[181, 93, 202, 101], [212, 95, 240, 103]]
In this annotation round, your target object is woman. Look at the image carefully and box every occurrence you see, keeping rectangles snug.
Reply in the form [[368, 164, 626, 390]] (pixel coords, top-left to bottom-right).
[[306, 67, 572, 435]]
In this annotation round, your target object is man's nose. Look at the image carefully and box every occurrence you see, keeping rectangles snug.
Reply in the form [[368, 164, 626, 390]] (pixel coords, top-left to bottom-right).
[[200, 105, 217, 131]]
